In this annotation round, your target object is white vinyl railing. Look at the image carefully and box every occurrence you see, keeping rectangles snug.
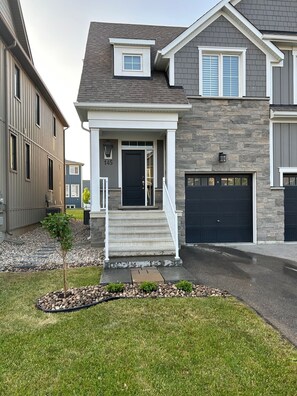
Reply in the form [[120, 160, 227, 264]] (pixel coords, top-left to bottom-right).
[[162, 177, 179, 260], [100, 177, 109, 262]]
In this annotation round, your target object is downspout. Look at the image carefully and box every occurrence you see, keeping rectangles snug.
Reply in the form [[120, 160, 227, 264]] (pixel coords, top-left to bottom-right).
[[63, 126, 69, 213], [4, 40, 17, 235]]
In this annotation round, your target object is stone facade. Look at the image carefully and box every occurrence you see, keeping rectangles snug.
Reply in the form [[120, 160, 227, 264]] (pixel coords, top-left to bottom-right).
[[176, 98, 284, 244]]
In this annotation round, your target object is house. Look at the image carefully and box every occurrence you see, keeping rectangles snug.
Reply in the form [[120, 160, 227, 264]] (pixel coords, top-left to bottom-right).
[[65, 160, 84, 208], [0, 0, 68, 239], [75, 0, 297, 264]]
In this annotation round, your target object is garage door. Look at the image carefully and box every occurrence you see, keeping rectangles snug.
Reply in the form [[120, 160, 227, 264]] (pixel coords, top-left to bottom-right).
[[185, 174, 253, 243], [284, 174, 297, 241]]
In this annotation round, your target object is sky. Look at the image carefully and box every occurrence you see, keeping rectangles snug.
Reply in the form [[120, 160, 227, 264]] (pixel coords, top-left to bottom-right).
[[20, 0, 219, 179]]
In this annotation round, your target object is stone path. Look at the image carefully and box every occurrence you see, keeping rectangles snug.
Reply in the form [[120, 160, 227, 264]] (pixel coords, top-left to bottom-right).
[[16, 242, 59, 269]]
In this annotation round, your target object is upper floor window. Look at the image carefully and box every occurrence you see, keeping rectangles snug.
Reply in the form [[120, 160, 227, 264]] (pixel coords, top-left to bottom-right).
[[10, 133, 17, 171], [36, 93, 40, 126], [69, 165, 79, 175], [199, 47, 246, 97], [123, 55, 142, 71], [53, 116, 56, 137], [14, 65, 20, 99], [71, 184, 80, 198], [65, 184, 70, 197], [109, 38, 155, 78], [48, 158, 53, 190], [25, 143, 31, 180]]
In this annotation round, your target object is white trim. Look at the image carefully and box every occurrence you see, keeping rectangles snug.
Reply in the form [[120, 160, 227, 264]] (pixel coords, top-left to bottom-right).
[[109, 38, 155, 46], [271, 111, 297, 121], [75, 102, 191, 112], [113, 46, 151, 77], [252, 173, 257, 243], [293, 49, 297, 105], [118, 140, 122, 188], [198, 46, 246, 97], [230, 0, 241, 5], [269, 121, 274, 186], [263, 34, 297, 44], [279, 167, 297, 187], [169, 55, 175, 86]]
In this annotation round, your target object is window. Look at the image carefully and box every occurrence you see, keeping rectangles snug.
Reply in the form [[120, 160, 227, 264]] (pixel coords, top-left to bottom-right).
[[14, 65, 20, 99], [48, 158, 53, 190], [71, 184, 79, 198], [10, 134, 17, 171], [36, 93, 40, 126], [25, 143, 30, 180], [65, 184, 70, 197], [69, 165, 79, 175], [53, 116, 56, 137], [199, 47, 246, 97], [123, 55, 142, 71]]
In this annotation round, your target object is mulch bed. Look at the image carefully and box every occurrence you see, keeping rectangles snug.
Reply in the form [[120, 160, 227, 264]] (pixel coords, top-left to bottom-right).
[[37, 283, 230, 313]]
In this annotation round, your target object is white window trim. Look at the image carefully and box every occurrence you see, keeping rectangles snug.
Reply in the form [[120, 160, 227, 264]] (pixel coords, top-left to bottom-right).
[[65, 184, 70, 198], [293, 49, 297, 105], [113, 45, 151, 77], [279, 167, 297, 187], [122, 54, 143, 72], [71, 184, 80, 198], [198, 46, 246, 97], [69, 165, 79, 175]]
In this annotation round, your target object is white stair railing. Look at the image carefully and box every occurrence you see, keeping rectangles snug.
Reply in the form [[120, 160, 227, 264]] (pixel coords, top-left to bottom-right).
[[100, 177, 109, 262], [162, 177, 179, 260]]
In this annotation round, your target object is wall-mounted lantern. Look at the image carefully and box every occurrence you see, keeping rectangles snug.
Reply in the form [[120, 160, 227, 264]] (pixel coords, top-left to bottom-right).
[[218, 152, 227, 163], [103, 141, 113, 160]]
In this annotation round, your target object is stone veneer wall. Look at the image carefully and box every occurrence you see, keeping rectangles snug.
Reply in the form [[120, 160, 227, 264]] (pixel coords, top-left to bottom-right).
[[176, 98, 284, 244]]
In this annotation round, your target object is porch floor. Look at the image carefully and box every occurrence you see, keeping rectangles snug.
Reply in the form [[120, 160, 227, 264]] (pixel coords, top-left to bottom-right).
[[100, 266, 197, 285]]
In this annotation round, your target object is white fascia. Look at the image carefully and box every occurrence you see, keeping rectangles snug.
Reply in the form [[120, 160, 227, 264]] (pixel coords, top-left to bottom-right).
[[75, 102, 191, 113], [262, 34, 297, 44], [293, 49, 297, 104], [109, 38, 155, 46], [271, 111, 297, 121]]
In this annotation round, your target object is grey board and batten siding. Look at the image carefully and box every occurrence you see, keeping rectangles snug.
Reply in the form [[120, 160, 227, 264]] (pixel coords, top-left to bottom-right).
[[235, 0, 297, 33], [1, 41, 65, 232], [174, 16, 266, 98], [273, 50, 294, 105], [273, 123, 297, 186], [0, 0, 14, 34]]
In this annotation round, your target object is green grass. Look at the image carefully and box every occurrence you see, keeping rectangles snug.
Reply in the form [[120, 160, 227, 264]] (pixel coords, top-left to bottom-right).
[[0, 268, 296, 395], [66, 208, 84, 220]]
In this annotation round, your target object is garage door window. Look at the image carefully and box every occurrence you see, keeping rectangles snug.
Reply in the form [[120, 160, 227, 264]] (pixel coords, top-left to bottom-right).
[[186, 176, 215, 187], [283, 175, 297, 186]]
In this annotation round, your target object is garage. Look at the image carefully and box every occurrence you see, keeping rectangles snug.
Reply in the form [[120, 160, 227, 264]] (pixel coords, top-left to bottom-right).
[[185, 174, 253, 243], [284, 174, 297, 241]]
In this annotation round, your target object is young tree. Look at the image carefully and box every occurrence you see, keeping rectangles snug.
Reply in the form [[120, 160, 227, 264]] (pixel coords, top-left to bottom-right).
[[41, 213, 73, 297]]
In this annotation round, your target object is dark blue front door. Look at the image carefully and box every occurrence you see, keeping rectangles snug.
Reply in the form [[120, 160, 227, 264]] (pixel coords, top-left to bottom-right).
[[122, 150, 145, 206]]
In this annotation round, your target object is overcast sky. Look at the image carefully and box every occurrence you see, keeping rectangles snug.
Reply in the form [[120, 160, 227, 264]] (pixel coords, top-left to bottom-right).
[[20, 0, 219, 178]]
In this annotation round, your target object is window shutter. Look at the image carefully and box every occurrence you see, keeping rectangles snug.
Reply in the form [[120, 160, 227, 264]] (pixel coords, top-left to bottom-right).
[[202, 55, 219, 96]]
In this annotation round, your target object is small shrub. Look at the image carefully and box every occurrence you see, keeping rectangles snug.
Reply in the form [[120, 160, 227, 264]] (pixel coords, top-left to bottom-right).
[[176, 280, 193, 293], [106, 283, 125, 293], [139, 281, 158, 293]]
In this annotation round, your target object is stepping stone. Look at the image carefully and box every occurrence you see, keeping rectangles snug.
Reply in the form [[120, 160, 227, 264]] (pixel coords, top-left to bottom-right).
[[100, 269, 131, 285], [131, 267, 164, 284], [159, 266, 197, 283]]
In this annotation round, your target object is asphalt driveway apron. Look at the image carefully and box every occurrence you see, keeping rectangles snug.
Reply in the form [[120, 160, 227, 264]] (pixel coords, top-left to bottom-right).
[[181, 245, 297, 347]]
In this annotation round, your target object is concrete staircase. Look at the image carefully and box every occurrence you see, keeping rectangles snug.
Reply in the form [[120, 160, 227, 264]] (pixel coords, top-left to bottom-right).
[[108, 210, 176, 258]]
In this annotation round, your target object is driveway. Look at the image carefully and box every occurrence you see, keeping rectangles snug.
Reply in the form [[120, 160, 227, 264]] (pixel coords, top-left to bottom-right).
[[181, 245, 297, 347]]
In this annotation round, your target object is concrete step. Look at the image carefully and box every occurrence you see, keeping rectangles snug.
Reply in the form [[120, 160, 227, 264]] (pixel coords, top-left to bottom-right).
[[109, 247, 176, 257], [110, 210, 164, 218], [109, 240, 175, 248], [109, 232, 172, 240]]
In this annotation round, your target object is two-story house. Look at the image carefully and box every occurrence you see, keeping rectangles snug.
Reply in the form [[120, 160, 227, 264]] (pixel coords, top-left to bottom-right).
[[75, 0, 297, 264], [0, 0, 68, 240], [65, 160, 84, 208]]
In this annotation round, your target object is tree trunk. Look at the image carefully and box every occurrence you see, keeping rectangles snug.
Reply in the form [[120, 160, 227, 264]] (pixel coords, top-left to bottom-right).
[[62, 250, 68, 298]]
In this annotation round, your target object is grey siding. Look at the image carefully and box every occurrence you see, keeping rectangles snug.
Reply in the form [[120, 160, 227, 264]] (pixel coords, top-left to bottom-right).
[[100, 139, 118, 188], [235, 0, 297, 33], [176, 98, 284, 243], [273, 50, 294, 105], [2, 44, 65, 232], [273, 123, 297, 185], [0, 0, 15, 34], [175, 16, 266, 97]]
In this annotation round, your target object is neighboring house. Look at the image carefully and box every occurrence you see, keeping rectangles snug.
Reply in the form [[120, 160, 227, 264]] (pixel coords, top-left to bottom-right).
[[65, 160, 84, 208], [75, 0, 297, 263], [0, 0, 68, 239]]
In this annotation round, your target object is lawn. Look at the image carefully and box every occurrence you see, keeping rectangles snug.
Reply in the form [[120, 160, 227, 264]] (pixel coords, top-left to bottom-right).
[[0, 267, 296, 395], [66, 208, 84, 220]]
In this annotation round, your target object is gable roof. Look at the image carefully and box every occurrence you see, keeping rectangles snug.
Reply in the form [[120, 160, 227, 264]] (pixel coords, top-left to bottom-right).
[[76, 22, 190, 119], [156, 0, 283, 64], [0, 0, 68, 127]]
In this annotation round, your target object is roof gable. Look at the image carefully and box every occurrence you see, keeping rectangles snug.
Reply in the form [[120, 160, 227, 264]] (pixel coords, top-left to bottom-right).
[[157, 0, 283, 64]]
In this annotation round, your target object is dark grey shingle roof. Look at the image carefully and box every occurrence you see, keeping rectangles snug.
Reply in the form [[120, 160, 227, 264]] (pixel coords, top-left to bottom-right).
[[77, 22, 189, 105]]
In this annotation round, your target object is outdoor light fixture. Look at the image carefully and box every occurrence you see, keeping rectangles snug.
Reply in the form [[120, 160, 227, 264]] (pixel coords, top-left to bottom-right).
[[218, 152, 227, 163], [103, 141, 113, 160]]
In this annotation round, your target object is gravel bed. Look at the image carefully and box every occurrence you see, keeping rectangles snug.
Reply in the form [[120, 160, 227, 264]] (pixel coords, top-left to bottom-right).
[[0, 220, 104, 272], [37, 283, 230, 312]]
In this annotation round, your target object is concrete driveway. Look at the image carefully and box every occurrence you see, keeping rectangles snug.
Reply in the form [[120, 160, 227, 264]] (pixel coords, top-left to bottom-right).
[[181, 245, 297, 347]]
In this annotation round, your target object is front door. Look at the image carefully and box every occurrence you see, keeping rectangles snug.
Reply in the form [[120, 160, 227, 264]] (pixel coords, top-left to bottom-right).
[[122, 150, 145, 206]]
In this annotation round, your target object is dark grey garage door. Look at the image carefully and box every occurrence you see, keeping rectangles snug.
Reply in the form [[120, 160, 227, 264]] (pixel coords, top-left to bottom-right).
[[185, 174, 253, 243], [284, 174, 297, 241]]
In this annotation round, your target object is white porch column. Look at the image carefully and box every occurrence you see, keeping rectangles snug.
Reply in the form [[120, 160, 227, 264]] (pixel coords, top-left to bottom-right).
[[166, 129, 176, 209], [90, 128, 101, 212]]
